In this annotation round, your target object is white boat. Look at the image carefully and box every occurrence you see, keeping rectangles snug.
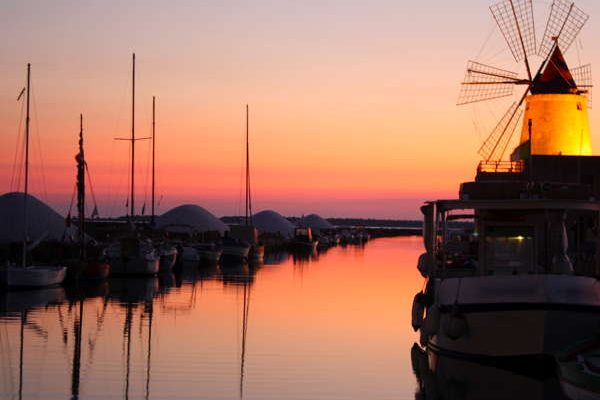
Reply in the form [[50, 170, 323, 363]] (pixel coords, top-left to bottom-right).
[[416, 2, 600, 359], [1, 64, 67, 289], [0, 264, 66, 288]]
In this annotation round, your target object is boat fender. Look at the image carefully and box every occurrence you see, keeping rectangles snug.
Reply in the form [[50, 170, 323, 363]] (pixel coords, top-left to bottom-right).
[[423, 304, 440, 335], [412, 292, 426, 331], [444, 311, 468, 341], [411, 343, 429, 378], [417, 253, 429, 277]]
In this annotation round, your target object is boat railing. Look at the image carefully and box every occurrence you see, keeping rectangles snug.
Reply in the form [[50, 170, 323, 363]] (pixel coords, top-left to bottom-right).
[[477, 160, 525, 174]]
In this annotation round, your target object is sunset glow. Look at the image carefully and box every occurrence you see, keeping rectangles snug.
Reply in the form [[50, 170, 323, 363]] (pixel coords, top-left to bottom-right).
[[2, 0, 600, 218]]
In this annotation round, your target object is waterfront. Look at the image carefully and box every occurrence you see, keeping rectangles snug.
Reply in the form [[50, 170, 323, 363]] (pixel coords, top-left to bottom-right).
[[0, 237, 422, 400]]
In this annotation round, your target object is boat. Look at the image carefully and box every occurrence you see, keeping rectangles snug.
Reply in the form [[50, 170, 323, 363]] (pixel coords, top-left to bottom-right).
[[0, 64, 67, 289], [158, 243, 177, 272], [107, 237, 159, 275], [415, 0, 600, 359], [293, 226, 318, 252], [67, 114, 110, 282], [556, 334, 600, 399], [195, 242, 222, 264], [221, 236, 251, 263], [109, 54, 160, 275], [224, 105, 264, 264]]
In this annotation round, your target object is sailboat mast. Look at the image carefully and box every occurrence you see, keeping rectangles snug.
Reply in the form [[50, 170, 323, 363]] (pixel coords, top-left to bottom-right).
[[245, 104, 252, 226], [130, 53, 136, 218], [151, 96, 155, 225], [22, 63, 31, 268], [78, 114, 86, 259]]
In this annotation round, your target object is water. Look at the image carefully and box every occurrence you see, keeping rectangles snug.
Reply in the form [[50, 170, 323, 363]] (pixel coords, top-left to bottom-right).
[[0, 237, 424, 400]]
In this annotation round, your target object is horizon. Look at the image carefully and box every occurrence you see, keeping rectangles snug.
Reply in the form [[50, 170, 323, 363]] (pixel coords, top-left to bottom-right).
[[2, 0, 600, 220]]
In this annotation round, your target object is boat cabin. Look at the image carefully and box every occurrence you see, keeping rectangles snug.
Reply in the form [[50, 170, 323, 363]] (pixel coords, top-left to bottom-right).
[[422, 156, 600, 278]]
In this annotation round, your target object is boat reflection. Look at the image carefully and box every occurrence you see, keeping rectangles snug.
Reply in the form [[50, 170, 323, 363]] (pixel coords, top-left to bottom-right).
[[0, 286, 66, 317], [412, 343, 570, 400], [263, 251, 290, 266]]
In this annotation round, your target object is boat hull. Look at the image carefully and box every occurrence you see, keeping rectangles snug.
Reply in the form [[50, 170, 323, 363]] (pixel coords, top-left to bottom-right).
[[221, 244, 250, 262], [426, 275, 600, 357], [110, 257, 159, 276], [0, 265, 67, 288]]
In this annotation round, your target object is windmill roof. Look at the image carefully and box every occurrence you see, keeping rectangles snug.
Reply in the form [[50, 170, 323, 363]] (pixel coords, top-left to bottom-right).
[[156, 204, 228, 234], [0, 192, 70, 243], [253, 210, 295, 238], [532, 46, 577, 95]]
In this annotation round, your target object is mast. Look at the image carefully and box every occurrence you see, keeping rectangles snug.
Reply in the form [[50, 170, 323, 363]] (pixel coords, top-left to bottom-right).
[[130, 53, 136, 218], [77, 114, 86, 259], [245, 104, 252, 226], [151, 96, 155, 225], [22, 63, 31, 268]]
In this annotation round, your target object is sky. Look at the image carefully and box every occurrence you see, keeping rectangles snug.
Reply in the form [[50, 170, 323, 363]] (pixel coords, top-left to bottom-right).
[[1, 0, 600, 219]]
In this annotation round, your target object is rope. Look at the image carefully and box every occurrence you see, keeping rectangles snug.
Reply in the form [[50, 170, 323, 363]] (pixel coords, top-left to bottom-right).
[[10, 96, 25, 192], [85, 162, 99, 216], [30, 83, 49, 202]]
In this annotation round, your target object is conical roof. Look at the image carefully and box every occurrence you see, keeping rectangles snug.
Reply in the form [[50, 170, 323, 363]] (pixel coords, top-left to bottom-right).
[[253, 210, 295, 238], [156, 204, 227, 234], [303, 214, 334, 231], [532, 46, 577, 95], [0, 192, 70, 243]]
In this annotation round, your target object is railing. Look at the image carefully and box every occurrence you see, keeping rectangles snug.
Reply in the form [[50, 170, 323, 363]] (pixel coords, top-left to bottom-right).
[[477, 160, 524, 173]]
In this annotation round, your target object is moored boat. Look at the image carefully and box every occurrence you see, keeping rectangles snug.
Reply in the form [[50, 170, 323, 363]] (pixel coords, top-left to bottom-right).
[[415, 0, 600, 360]]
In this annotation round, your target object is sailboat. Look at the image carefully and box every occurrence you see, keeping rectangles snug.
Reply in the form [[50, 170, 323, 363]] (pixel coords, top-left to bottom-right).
[[0, 64, 67, 288], [107, 53, 160, 276], [150, 96, 178, 273], [223, 105, 264, 263], [67, 114, 111, 282]]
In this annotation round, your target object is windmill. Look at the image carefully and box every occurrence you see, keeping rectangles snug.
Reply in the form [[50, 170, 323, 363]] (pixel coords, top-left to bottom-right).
[[458, 0, 593, 163]]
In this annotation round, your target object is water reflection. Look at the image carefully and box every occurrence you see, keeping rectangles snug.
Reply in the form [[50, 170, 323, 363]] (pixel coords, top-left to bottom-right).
[[412, 343, 570, 400], [0, 237, 424, 399]]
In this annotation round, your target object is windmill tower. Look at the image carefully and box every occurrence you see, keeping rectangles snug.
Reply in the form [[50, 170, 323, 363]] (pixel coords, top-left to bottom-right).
[[458, 0, 592, 164]]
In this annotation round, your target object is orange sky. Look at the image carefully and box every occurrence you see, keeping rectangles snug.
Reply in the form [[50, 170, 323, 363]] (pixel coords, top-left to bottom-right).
[[1, 0, 600, 218]]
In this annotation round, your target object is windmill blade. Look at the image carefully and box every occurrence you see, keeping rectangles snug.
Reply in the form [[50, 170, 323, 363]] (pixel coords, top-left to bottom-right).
[[458, 61, 519, 105], [572, 63, 593, 108], [478, 101, 524, 161], [538, 0, 588, 59], [490, 0, 537, 63]]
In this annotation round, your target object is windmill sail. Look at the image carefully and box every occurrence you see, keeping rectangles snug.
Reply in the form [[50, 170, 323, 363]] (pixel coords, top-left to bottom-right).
[[538, 0, 588, 59], [458, 61, 519, 105], [490, 0, 537, 63], [572, 63, 593, 107], [478, 102, 524, 161]]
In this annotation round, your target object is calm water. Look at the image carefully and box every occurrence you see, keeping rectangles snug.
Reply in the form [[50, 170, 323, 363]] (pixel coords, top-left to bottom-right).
[[0, 237, 424, 400]]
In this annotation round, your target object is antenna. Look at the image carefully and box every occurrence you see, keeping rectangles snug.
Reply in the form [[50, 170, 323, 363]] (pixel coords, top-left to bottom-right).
[[538, 0, 588, 59]]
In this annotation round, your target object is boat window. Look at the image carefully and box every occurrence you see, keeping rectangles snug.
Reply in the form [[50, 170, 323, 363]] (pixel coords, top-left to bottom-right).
[[485, 226, 534, 274]]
